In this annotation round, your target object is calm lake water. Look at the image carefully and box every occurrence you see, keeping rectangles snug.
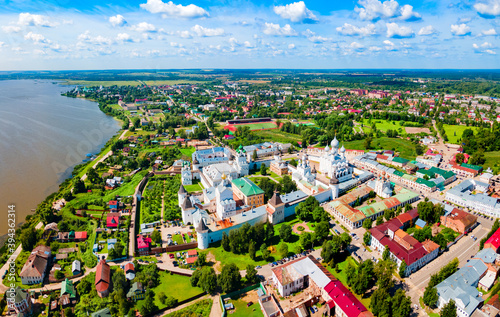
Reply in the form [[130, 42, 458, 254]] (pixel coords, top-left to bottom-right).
[[0, 80, 120, 236]]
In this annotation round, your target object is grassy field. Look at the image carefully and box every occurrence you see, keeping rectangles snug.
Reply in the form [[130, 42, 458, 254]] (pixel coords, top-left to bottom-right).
[[136, 271, 203, 311], [63, 80, 143, 87], [228, 298, 263, 317], [442, 124, 482, 144], [253, 130, 302, 143], [143, 80, 207, 85], [184, 181, 204, 193], [231, 122, 278, 130], [343, 137, 417, 160], [180, 147, 196, 157], [359, 119, 405, 133], [165, 299, 213, 317], [484, 151, 500, 169]]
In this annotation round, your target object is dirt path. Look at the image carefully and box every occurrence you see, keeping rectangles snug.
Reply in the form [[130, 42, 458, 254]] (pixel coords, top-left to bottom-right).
[[207, 251, 222, 274]]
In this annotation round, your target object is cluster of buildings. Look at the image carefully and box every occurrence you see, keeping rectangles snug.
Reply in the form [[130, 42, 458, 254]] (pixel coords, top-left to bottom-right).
[[268, 255, 373, 317], [445, 179, 500, 217]]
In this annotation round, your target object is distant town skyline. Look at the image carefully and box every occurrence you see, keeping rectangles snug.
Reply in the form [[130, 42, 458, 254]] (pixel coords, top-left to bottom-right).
[[0, 0, 499, 70]]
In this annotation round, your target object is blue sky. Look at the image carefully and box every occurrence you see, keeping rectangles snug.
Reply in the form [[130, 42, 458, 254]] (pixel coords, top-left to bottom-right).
[[0, 0, 499, 70]]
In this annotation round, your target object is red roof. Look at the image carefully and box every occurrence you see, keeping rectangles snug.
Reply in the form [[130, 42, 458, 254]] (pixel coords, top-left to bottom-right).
[[95, 259, 110, 293], [485, 228, 500, 250], [109, 200, 118, 205], [106, 212, 120, 228], [75, 231, 88, 240], [187, 250, 198, 256], [137, 235, 151, 249], [325, 280, 369, 317], [124, 262, 134, 273], [186, 257, 198, 264]]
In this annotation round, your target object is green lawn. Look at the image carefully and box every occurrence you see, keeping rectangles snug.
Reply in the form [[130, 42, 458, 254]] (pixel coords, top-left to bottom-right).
[[253, 130, 302, 143], [343, 137, 417, 160], [483, 151, 500, 170], [136, 272, 203, 310], [180, 147, 196, 157], [172, 234, 184, 245], [233, 122, 278, 130], [442, 124, 482, 144], [185, 179, 204, 193], [165, 298, 213, 317], [228, 298, 263, 317], [360, 119, 405, 133]]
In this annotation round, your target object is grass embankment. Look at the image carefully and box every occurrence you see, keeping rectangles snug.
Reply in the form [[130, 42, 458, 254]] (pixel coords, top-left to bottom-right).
[[343, 137, 417, 160]]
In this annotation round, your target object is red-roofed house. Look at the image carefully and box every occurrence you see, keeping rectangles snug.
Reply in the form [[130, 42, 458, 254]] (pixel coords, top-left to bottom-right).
[[485, 228, 500, 252], [95, 259, 111, 298], [186, 257, 198, 265], [187, 250, 198, 258], [74, 231, 88, 241], [137, 235, 152, 255], [106, 212, 120, 228], [324, 280, 373, 317]]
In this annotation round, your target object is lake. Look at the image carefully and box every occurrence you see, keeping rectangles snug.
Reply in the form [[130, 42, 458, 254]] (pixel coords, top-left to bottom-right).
[[0, 80, 120, 236]]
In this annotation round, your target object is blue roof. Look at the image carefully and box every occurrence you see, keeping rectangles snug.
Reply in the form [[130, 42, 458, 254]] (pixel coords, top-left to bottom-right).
[[415, 219, 427, 228]]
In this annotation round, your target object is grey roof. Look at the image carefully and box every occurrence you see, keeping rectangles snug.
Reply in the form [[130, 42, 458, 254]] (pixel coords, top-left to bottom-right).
[[14, 286, 30, 305], [178, 185, 187, 194], [436, 259, 487, 316], [474, 248, 497, 264], [181, 195, 193, 209], [280, 190, 308, 205], [291, 257, 330, 289], [196, 219, 209, 233], [72, 260, 81, 272]]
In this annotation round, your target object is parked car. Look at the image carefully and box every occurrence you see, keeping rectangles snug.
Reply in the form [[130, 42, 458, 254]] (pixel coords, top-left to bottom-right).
[[247, 301, 253, 307], [169, 254, 174, 259]]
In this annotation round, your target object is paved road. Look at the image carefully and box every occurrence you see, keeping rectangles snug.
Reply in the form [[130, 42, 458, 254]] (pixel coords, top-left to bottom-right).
[[405, 223, 490, 316]]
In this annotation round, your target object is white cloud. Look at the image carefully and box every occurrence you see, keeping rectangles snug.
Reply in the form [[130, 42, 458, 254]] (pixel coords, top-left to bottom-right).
[[2, 26, 21, 33], [474, 0, 500, 18], [18, 13, 58, 27], [350, 42, 364, 49], [386, 22, 414, 38], [356, 0, 421, 21], [273, 1, 318, 23], [288, 43, 296, 49], [263, 23, 298, 36], [78, 31, 113, 45], [109, 15, 127, 27], [383, 40, 394, 45], [485, 49, 497, 54], [451, 23, 471, 36], [369, 46, 382, 51], [131, 22, 157, 33], [191, 25, 225, 37], [473, 41, 493, 49], [336, 23, 376, 37], [140, 0, 209, 19], [178, 30, 191, 38], [302, 29, 330, 42], [24, 32, 49, 44], [473, 41, 496, 54], [244, 41, 255, 48], [479, 28, 497, 36], [418, 25, 437, 36], [116, 33, 135, 42]]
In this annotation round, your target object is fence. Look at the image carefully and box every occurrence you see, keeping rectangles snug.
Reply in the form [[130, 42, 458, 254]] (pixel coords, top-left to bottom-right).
[[220, 283, 266, 317]]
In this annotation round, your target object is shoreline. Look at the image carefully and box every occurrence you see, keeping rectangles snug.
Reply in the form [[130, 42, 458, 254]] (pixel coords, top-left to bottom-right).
[[0, 86, 123, 247]]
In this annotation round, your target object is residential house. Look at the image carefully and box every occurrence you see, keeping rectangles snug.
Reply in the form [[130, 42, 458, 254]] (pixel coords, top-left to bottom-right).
[[440, 208, 477, 234], [484, 228, 500, 252], [126, 282, 145, 301], [106, 212, 120, 228], [137, 235, 152, 255], [91, 307, 112, 317], [72, 260, 81, 275], [124, 262, 135, 280], [20, 245, 51, 285], [61, 278, 77, 299], [9, 287, 33, 315], [95, 259, 111, 298]]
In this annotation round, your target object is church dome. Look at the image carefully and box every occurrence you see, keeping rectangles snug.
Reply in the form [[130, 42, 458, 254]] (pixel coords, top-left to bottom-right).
[[340, 145, 346, 153], [331, 136, 339, 148], [325, 145, 330, 152], [221, 173, 227, 180]]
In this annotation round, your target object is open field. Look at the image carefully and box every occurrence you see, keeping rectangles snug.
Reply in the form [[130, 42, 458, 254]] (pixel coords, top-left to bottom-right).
[[226, 291, 263, 317], [359, 119, 405, 132], [405, 127, 431, 134], [442, 124, 482, 144], [343, 137, 417, 160], [143, 80, 207, 85], [63, 80, 143, 87], [253, 130, 302, 143], [484, 151, 500, 169], [225, 122, 278, 131], [180, 147, 196, 157]]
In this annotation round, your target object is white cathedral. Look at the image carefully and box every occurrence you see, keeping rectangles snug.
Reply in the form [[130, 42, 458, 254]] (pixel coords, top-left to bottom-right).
[[319, 136, 353, 182]]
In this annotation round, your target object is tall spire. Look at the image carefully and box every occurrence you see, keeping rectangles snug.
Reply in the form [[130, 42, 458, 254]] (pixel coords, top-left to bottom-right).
[[269, 190, 283, 207]]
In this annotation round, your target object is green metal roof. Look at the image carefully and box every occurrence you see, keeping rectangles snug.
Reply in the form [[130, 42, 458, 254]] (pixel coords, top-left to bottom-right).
[[415, 178, 436, 188], [392, 157, 409, 164], [428, 167, 455, 179], [417, 169, 435, 177], [393, 170, 404, 177], [231, 177, 264, 196], [61, 278, 76, 298], [461, 163, 483, 171]]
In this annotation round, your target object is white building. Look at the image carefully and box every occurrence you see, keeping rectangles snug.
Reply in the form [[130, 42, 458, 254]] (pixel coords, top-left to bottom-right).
[[318, 137, 353, 181], [192, 147, 232, 168], [215, 176, 237, 219], [445, 180, 500, 217]]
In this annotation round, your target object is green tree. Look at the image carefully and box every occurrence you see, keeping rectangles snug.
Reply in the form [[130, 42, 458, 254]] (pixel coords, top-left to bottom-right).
[[73, 178, 86, 194], [382, 247, 390, 261], [20, 228, 38, 252], [248, 241, 256, 260], [245, 265, 259, 284], [362, 218, 373, 230], [392, 289, 412, 317], [252, 149, 258, 161], [266, 222, 274, 242], [440, 300, 457, 317], [198, 267, 218, 294], [299, 232, 314, 250], [345, 262, 357, 287], [151, 230, 162, 244], [364, 137, 372, 149], [222, 232, 230, 251], [376, 215, 384, 226], [279, 223, 293, 242], [260, 163, 267, 176], [278, 243, 289, 259], [54, 270, 65, 280], [314, 221, 330, 242], [423, 286, 439, 307], [363, 231, 372, 246], [140, 290, 158, 316], [399, 260, 407, 278], [195, 252, 207, 267], [218, 263, 241, 293]]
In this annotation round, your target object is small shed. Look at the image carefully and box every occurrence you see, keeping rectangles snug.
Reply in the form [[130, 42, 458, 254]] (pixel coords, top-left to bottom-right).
[[415, 219, 427, 229]]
